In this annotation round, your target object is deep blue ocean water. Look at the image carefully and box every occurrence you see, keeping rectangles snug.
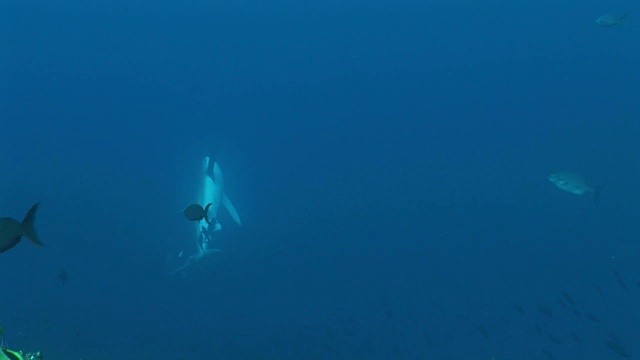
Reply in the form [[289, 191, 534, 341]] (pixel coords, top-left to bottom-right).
[[1, 0, 639, 359]]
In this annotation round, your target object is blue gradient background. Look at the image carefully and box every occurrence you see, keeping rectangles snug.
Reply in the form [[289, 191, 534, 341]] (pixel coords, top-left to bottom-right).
[[1, 0, 639, 358]]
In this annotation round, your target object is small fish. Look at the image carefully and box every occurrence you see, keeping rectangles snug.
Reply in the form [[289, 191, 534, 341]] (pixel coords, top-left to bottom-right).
[[548, 172, 602, 199], [560, 291, 575, 306], [542, 348, 555, 360], [476, 325, 490, 340], [512, 302, 525, 314], [594, 284, 605, 295], [610, 268, 630, 291], [556, 297, 568, 310], [570, 305, 581, 317], [58, 268, 68, 285], [182, 203, 212, 224], [596, 14, 627, 28], [536, 304, 553, 318], [0, 203, 43, 253], [570, 332, 584, 344], [534, 324, 544, 336], [547, 333, 563, 345], [585, 312, 601, 323], [606, 339, 631, 358]]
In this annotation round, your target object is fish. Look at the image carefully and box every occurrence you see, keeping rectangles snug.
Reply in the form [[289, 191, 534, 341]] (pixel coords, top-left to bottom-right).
[[557, 297, 568, 309], [547, 333, 563, 345], [58, 268, 68, 285], [570, 332, 584, 344], [0, 202, 43, 253], [182, 203, 212, 224], [560, 291, 575, 306], [585, 312, 601, 323], [596, 14, 627, 28], [476, 325, 490, 340], [512, 302, 525, 314], [542, 348, 555, 360], [611, 268, 630, 291], [594, 284, 605, 295], [536, 304, 553, 318], [606, 339, 631, 358], [548, 172, 602, 199], [200, 157, 242, 228]]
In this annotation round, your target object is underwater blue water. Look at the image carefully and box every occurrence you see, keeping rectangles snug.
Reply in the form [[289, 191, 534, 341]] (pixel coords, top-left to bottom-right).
[[1, 0, 639, 358]]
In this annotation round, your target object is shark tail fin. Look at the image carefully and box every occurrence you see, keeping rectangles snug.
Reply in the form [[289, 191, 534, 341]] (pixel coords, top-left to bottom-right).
[[592, 186, 604, 201], [21, 202, 43, 246]]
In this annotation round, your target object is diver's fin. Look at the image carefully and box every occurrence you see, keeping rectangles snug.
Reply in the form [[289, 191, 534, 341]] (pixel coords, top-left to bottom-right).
[[222, 194, 242, 226], [21, 202, 43, 246], [203, 203, 213, 224], [167, 249, 222, 276]]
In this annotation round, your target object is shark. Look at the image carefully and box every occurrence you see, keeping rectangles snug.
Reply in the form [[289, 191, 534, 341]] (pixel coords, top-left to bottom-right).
[[169, 156, 242, 276], [197, 156, 242, 239], [548, 171, 602, 200], [0, 202, 43, 253]]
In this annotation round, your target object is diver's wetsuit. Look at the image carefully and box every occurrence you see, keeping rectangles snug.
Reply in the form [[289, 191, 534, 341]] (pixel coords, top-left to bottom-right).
[[198, 219, 219, 252]]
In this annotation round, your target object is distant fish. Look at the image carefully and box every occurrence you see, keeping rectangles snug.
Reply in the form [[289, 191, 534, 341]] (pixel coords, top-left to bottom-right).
[[536, 304, 553, 318], [0, 203, 43, 253], [570, 305, 581, 317], [182, 203, 212, 224], [534, 324, 544, 336], [585, 312, 601, 323], [606, 339, 631, 358], [547, 333, 563, 345], [610, 268, 630, 291], [475, 325, 490, 340], [548, 172, 602, 200], [593, 284, 605, 295], [560, 291, 575, 306], [58, 268, 68, 285], [512, 302, 525, 314], [596, 14, 628, 28], [570, 332, 584, 344], [542, 348, 556, 360], [557, 297, 568, 309]]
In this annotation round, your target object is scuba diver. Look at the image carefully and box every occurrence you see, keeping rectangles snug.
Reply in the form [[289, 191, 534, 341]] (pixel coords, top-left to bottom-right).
[[0, 327, 42, 360], [168, 156, 241, 275]]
